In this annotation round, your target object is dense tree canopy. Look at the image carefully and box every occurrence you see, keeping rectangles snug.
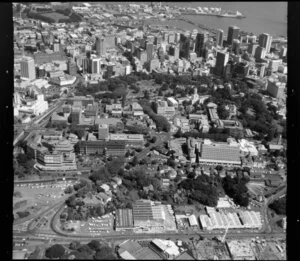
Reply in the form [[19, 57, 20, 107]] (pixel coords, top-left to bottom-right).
[[269, 197, 286, 215], [222, 174, 250, 207], [45, 244, 65, 259]]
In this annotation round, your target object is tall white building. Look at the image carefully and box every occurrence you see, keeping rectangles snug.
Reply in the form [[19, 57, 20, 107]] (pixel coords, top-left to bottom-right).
[[91, 58, 101, 74], [20, 56, 36, 81]]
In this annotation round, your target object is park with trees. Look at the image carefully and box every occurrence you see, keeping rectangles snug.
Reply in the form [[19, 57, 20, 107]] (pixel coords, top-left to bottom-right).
[[45, 239, 116, 259]]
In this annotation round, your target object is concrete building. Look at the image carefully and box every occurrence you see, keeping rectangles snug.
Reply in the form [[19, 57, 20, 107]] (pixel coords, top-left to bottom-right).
[[267, 78, 286, 99], [132, 200, 177, 232], [77, 140, 106, 155], [258, 33, 272, 54], [96, 35, 115, 56], [247, 43, 259, 56], [109, 134, 144, 147], [91, 58, 101, 74], [199, 139, 241, 166], [36, 150, 77, 171], [21, 56, 36, 81], [18, 94, 48, 116], [156, 100, 176, 118], [71, 106, 82, 125], [195, 32, 209, 57], [98, 124, 109, 140], [216, 29, 224, 47], [215, 51, 229, 76], [131, 102, 144, 116], [255, 46, 266, 60], [106, 140, 126, 156], [227, 26, 240, 45], [115, 209, 134, 231]]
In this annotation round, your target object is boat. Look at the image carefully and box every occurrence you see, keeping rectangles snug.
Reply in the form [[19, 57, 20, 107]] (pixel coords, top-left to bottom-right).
[[218, 11, 246, 19], [179, 7, 246, 19]]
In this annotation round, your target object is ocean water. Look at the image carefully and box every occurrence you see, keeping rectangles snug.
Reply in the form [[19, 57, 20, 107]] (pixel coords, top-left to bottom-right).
[[97, 2, 287, 37]]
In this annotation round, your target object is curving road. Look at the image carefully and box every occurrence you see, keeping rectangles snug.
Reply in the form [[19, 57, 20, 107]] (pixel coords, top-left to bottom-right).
[[14, 180, 286, 244]]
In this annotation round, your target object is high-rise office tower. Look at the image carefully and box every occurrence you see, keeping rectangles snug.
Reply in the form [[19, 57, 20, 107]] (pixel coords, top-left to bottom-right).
[[195, 32, 209, 57], [82, 57, 91, 73], [53, 43, 60, 52], [279, 46, 287, 58], [227, 26, 240, 45], [258, 33, 272, 54], [154, 35, 163, 45], [215, 51, 229, 76], [96, 36, 105, 56], [146, 42, 154, 62], [96, 35, 115, 56], [255, 46, 266, 60], [91, 58, 101, 74], [168, 33, 175, 44], [247, 43, 259, 56], [216, 29, 224, 47], [175, 32, 181, 43], [179, 34, 190, 59], [68, 59, 77, 76], [21, 56, 36, 81], [232, 39, 241, 55], [146, 35, 155, 43], [71, 106, 82, 125]]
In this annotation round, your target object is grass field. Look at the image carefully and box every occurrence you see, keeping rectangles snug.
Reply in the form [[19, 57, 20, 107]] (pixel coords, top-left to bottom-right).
[[40, 12, 69, 22]]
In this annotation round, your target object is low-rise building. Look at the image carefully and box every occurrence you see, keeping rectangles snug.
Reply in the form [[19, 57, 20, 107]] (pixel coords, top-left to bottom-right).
[[226, 240, 256, 260], [115, 209, 134, 231]]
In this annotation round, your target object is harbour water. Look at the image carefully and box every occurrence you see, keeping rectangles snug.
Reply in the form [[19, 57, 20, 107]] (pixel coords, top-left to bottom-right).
[[98, 2, 287, 37]]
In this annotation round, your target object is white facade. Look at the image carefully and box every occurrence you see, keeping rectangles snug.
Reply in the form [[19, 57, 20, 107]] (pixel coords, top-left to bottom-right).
[[20, 56, 36, 81], [18, 94, 48, 115]]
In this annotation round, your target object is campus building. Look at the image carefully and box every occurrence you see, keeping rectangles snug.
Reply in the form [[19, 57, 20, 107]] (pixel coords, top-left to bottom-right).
[[36, 150, 77, 171], [199, 139, 241, 166]]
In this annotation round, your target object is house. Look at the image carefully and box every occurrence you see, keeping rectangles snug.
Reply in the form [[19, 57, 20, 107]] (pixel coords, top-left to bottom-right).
[[100, 184, 110, 193], [96, 192, 112, 204], [112, 176, 122, 186], [143, 184, 154, 194]]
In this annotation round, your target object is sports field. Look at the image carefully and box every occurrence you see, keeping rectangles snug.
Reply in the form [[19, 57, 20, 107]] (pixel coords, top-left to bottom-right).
[[40, 12, 69, 22]]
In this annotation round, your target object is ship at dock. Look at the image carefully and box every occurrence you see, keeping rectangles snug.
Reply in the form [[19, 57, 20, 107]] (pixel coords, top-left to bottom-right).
[[179, 6, 246, 19]]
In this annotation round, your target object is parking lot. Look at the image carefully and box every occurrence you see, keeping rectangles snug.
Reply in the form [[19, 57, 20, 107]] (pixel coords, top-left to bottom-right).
[[13, 181, 76, 219], [74, 213, 114, 235]]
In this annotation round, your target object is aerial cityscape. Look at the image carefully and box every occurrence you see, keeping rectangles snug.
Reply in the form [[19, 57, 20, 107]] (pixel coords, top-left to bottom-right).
[[13, 2, 287, 260]]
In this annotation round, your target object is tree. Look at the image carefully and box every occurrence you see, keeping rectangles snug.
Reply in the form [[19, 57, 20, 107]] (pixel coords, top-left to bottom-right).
[[94, 246, 116, 260], [65, 186, 74, 194], [269, 197, 286, 215], [69, 241, 81, 250], [143, 90, 150, 99], [131, 156, 138, 167], [77, 245, 94, 255], [45, 244, 65, 259], [89, 167, 110, 183], [151, 136, 157, 143], [106, 157, 125, 176], [167, 158, 176, 168], [174, 128, 183, 138], [217, 105, 230, 120], [87, 240, 102, 251], [17, 153, 29, 165]]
